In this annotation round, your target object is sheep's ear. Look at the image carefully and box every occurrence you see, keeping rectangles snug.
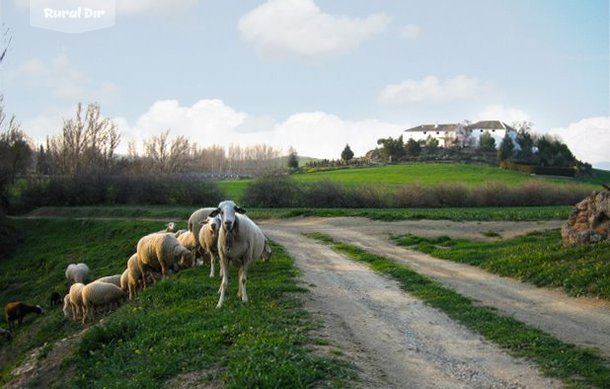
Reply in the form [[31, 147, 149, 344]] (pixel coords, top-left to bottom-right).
[[209, 208, 220, 217], [235, 206, 246, 214]]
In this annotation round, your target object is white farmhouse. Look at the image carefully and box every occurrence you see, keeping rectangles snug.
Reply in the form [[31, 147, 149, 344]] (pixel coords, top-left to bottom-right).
[[404, 120, 518, 149]]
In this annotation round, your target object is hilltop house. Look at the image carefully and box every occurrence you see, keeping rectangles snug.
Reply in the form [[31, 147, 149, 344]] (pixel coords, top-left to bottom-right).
[[404, 120, 518, 149]]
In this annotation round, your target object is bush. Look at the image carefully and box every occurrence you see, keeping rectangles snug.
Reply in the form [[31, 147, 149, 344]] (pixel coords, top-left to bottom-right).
[[0, 213, 20, 260], [242, 175, 301, 208], [17, 175, 225, 209]]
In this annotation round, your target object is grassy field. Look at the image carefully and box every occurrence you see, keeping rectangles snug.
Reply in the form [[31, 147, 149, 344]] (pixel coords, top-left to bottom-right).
[[309, 232, 610, 388], [394, 230, 610, 299], [0, 219, 353, 387], [216, 164, 607, 201], [25, 205, 573, 222]]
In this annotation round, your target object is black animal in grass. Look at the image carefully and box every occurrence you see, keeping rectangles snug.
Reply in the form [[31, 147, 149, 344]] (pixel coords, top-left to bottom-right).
[[48, 291, 62, 307], [4, 302, 46, 331]]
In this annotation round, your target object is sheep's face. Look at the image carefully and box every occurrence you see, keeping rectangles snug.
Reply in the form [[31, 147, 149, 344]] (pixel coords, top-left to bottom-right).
[[180, 252, 195, 268], [262, 240, 273, 262], [211, 200, 246, 234]]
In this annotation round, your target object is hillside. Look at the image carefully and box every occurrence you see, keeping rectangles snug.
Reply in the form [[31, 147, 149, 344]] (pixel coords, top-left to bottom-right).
[[218, 163, 606, 201]]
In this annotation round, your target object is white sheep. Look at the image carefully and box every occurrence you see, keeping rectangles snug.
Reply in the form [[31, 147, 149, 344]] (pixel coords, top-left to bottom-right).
[[94, 274, 122, 288], [126, 253, 142, 300], [177, 230, 198, 265], [198, 215, 222, 278], [188, 207, 217, 257], [162, 222, 177, 233], [68, 282, 86, 321], [120, 268, 129, 292], [62, 294, 71, 318], [136, 233, 195, 289], [65, 263, 90, 284], [210, 200, 269, 308], [81, 282, 126, 324]]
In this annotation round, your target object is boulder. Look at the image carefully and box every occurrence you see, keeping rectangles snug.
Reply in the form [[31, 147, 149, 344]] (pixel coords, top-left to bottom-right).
[[561, 188, 610, 246]]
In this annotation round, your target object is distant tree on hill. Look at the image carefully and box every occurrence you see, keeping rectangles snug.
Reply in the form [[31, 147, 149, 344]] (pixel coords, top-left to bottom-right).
[[341, 144, 354, 163], [424, 135, 439, 153], [479, 131, 496, 152], [404, 138, 421, 157], [377, 135, 405, 162], [497, 133, 515, 162], [287, 147, 299, 169]]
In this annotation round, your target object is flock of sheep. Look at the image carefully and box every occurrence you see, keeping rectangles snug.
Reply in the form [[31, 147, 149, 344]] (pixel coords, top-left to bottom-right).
[[2, 200, 272, 336]]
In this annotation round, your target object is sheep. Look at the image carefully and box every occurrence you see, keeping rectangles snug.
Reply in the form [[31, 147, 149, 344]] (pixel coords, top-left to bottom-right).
[[198, 215, 222, 278], [65, 263, 90, 284], [94, 274, 122, 288], [48, 291, 62, 307], [187, 207, 217, 257], [81, 282, 126, 324], [136, 233, 195, 289], [162, 222, 177, 233], [174, 229, 188, 238], [120, 268, 129, 292], [126, 253, 143, 300], [62, 294, 71, 318], [210, 200, 269, 308], [0, 327, 11, 341], [177, 230, 198, 265], [69, 282, 86, 321], [4, 302, 46, 331]]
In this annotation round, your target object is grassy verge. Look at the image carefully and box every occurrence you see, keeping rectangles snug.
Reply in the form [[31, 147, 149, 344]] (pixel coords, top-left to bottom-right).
[[24, 205, 573, 222], [307, 232, 610, 388], [0, 219, 354, 387], [394, 230, 610, 299]]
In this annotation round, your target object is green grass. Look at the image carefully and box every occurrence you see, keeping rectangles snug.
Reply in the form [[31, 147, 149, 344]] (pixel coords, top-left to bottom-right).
[[25, 205, 573, 222], [217, 163, 603, 201], [394, 230, 610, 299], [307, 232, 610, 388], [0, 219, 354, 387]]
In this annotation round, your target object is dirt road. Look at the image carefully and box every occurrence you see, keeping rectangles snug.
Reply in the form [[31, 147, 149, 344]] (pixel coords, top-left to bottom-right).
[[260, 217, 610, 387]]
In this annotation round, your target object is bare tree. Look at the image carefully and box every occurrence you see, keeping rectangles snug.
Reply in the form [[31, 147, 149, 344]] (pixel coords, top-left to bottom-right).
[[47, 102, 120, 176], [143, 129, 191, 174]]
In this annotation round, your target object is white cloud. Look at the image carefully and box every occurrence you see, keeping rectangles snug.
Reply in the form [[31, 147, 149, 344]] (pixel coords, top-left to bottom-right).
[[237, 0, 391, 59], [115, 99, 402, 159], [475, 104, 531, 125], [549, 116, 610, 168], [17, 49, 119, 101], [400, 24, 420, 40], [378, 75, 487, 106]]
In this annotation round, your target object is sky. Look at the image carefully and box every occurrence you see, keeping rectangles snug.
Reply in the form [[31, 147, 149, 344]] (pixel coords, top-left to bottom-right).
[[0, 0, 609, 168]]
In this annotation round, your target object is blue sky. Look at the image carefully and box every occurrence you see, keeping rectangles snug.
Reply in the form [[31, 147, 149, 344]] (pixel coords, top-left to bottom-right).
[[1, 0, 608, 167]]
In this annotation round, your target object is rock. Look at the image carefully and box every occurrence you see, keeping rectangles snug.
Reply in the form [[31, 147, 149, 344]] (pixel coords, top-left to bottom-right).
[[561, 189, 610, 246]]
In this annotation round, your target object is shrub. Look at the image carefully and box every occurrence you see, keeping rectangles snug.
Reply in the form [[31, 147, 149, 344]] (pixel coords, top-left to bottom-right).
[[242, 175, 301, 208]]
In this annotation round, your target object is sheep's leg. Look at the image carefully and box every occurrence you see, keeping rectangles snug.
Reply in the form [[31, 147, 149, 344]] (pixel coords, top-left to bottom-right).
[[216, 255, 229, 308], [138, 260, 147, 289], [160, 260, 168, 280], [239, 264, 249, 303], [82, 305, 88, 325], [209, 251, 215, 278]]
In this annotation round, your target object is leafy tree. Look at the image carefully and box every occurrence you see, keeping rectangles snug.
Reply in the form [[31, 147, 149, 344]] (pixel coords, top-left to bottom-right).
[[377, 135, 405, 162], [424, 135, 439, 152], [404, 138, 421, 157], [479, 131, 496, 152], [536, 135, 576, 167], [497, 133, 515, 162], [287, 147, 299, 169], [341, 144, 354, 163], [515, 129, 535, 163]]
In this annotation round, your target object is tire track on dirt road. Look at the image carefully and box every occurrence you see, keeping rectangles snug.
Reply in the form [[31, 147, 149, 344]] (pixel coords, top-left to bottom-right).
[[264, 227, 560, 388]]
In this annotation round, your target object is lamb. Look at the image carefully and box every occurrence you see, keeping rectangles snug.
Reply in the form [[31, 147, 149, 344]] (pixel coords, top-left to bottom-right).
[[177, 230, 198, 265], [4, 302, 46, 331], [187, 207, 217, 257], [162, 222, 177, 233], [198, 215, 222, 277], [68, 282, 86, 321], [65, 263, 90, 284], [136, 233, 194, 289], [81, 282, 126, 324], [210, 200, 269, 308], [94, 274, 122, 288]]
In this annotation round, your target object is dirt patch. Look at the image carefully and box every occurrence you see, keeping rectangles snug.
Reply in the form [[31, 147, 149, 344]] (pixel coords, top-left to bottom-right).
[[265, 227, 561, 388]]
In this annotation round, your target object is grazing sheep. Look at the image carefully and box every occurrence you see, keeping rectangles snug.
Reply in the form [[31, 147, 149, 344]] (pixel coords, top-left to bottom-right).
[[69, 283, 86, 321], [65, 263, 90, 284], [162, 222, 177, 233], [4, 302, 46, 331], [136, 233, 195, 289], [81, 282, 126, 324], [48, 291, 62, 307], [210, 200, 268, 308], [198, 215, 222, 278], [177, 230, 198, 264], [62, 294, 71, 318], [126, 254, 143, 300], [94, 274, 122, 288], [0, 327, 11, 341], [188, 207, 217, 257], [174, 229, 188, 238], [120, 268, 129, 292]]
